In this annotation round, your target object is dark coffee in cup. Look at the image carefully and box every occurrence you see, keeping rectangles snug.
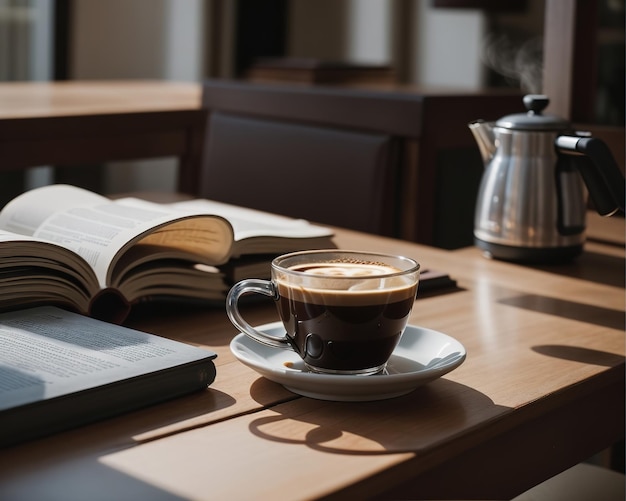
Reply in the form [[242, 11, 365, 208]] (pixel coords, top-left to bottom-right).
[[275, 261, 418, 374], [226, 250, 420, 375]]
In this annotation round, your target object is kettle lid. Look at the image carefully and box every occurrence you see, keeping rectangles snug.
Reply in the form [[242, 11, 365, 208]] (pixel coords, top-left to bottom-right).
[[496, 94, 570, 131]]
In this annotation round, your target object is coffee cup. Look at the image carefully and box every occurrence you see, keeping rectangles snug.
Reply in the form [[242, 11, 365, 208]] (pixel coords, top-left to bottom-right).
[[226, 250, 420, 375]]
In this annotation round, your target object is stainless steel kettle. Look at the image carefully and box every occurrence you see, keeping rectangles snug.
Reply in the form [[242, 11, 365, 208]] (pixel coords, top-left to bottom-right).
[[469, 94, 624, 263]]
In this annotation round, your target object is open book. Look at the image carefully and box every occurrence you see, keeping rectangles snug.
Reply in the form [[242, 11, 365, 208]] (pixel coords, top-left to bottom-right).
[[0, 184, 335, 322], [0, 306, 217, 447]]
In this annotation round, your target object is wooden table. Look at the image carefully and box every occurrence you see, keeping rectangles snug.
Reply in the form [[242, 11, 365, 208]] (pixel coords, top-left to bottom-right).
[[0, 80, 205, 194], [0, 229, 623, 500]]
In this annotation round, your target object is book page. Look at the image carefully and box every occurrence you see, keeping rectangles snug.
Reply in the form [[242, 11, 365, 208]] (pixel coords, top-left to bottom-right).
[[117, 197, 334, 240], [0, 185, 234, 288], [0, 185, 108, 237], [0, 307, 215, 411]]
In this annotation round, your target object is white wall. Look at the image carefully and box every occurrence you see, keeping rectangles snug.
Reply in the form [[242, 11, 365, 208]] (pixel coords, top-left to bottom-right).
[[413, 3, 486, 89], [346, 0, 392, 65], [30, 0, 54, 81], [72, 0, 203, 81], [163, 0, 204, 82], [72, 0, 166, 79]]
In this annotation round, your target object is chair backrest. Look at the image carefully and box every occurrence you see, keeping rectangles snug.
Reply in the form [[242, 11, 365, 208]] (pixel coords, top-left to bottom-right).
[[198, 79, 423, 236]]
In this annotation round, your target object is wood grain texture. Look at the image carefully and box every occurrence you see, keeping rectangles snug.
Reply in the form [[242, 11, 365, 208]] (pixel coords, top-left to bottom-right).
[[0, 226, 622, 500]]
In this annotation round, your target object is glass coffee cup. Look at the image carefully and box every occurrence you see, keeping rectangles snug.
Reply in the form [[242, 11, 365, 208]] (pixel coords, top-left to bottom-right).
[[226, 250, 420, 375]]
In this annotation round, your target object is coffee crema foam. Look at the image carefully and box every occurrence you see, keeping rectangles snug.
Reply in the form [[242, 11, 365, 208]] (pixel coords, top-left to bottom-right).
[[291, 261, 397, 277], [276, 261, 418, 305]]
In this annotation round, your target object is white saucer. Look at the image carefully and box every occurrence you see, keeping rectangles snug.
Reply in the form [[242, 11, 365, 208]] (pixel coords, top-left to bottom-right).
[[230, 322, 466, 401]]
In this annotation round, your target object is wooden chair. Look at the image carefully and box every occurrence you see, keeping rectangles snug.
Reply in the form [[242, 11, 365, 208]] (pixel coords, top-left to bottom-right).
[[197, 79, 419, 237], [197, 79, 523, 245], [200, 109, 400, 236]]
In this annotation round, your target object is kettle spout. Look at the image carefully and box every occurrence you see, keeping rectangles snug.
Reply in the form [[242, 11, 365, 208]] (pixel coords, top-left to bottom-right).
[[469, 120, 496, 166]]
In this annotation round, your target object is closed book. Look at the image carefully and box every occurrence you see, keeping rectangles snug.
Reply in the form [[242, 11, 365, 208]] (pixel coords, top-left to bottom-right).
[[0, 306, 217, 447]]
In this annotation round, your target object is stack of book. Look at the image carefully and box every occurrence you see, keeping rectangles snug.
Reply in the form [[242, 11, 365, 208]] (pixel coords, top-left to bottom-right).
[[0, 184, 335, 323]]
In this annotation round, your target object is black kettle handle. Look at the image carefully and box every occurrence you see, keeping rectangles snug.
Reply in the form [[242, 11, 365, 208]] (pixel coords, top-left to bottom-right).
[[555, 136, 625, 216]]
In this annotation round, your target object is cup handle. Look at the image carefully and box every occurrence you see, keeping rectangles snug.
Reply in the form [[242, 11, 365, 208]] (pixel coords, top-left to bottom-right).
[[226, 279, 291, 348]]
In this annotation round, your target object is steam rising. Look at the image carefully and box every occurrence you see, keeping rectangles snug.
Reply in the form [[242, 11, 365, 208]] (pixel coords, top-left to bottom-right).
[[481, 33, 543, 93]]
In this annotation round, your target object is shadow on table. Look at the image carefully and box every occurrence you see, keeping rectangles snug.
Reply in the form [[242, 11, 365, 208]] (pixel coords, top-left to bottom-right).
[[532, 345, 625, 367], [527, 250, 625, 288], [0, 387, 236, 500], [1, 386, 236, 456], [247, 378, 509, 456], [498, 294, 625, 331]]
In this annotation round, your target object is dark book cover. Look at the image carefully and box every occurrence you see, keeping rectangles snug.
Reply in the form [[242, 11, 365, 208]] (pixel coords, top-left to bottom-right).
[[0, 307, 216, 448]]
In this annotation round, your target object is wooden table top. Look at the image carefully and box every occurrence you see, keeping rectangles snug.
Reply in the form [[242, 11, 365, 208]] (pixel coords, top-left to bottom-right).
[[0, 229, 623, 500], [0, 80, 206, 195], [0, 80, 202, 119]]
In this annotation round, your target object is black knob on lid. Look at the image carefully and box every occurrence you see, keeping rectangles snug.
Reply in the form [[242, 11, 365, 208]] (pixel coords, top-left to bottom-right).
[[523, 94, 550, 115]]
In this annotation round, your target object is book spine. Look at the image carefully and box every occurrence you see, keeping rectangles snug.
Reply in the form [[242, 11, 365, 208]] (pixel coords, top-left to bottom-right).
[[89, 288, 132, 324]]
